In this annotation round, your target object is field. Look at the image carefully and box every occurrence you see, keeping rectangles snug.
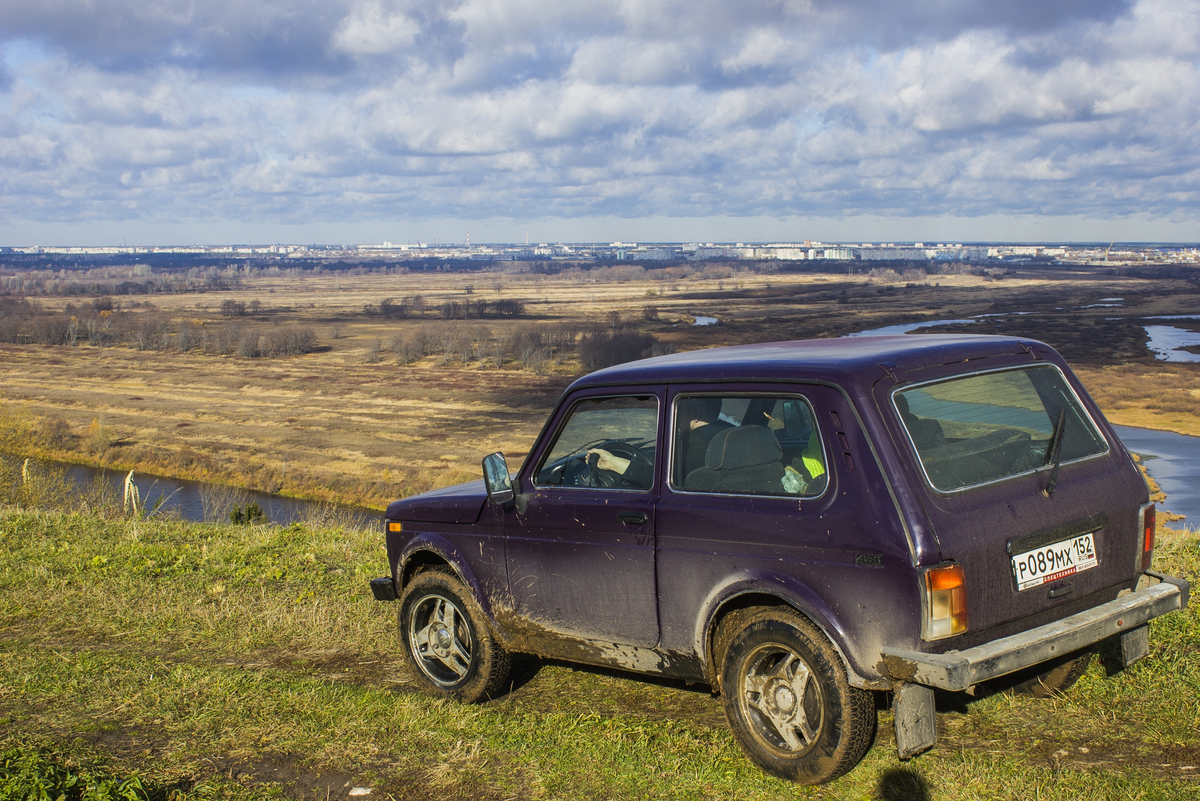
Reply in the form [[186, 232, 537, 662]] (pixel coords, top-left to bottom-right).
[[2, 262, 1199, 509], [2, 260, 1200, 799], [0, 509, 1195, 801]]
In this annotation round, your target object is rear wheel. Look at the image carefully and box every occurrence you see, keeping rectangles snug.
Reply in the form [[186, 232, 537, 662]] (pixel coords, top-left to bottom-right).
[[398, 570, 511, 702], [1009, 650, 1091, 698], [719, 608, 876, 784]]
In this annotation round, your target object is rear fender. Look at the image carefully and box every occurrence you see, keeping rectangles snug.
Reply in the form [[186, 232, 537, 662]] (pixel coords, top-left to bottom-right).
[[699, 571, 883, 690]]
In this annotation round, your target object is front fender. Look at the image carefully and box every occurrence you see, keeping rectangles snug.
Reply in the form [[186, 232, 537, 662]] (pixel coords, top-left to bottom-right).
[[697, 569, 882, 690], [397, 533, 498, 622]]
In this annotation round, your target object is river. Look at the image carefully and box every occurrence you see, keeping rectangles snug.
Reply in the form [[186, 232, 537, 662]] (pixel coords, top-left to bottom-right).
[[15, 459, 383, 528], [1112, 426, 1200, 525], [846, 317, 1200, 364]]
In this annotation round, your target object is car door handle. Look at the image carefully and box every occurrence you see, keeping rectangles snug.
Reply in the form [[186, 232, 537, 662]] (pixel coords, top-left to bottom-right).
[[618, 511, 648, 525]]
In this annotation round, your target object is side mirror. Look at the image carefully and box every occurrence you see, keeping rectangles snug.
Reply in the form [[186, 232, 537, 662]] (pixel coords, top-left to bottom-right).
[[482, 452, 514, 505]]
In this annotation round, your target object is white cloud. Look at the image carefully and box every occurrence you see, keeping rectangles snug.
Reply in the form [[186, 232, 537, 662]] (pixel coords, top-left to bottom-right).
[[331, 2, 420, 56], [0, 0, 1198, 241]]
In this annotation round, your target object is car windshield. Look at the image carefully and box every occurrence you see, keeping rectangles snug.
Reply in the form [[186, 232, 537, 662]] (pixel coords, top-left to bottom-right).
[[894, 365, 1108, 492]]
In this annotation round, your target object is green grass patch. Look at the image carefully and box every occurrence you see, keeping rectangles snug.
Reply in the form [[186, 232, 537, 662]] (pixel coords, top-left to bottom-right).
[[1, 510, 1198, 800]]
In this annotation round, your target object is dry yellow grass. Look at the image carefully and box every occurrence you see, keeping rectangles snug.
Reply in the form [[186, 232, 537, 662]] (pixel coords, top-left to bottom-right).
[[0, 344, 564, 507], [2, 264, 1198, 507], [1074, 363, 1200, 437]]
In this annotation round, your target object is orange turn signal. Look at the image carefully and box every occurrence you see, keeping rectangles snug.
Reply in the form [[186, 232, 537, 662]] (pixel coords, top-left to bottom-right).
[[924, 563, 968, 640]]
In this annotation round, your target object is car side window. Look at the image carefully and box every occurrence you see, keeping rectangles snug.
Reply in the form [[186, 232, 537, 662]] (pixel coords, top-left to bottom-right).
[[533, 395, 658, 490], [672, 394, 828, 497]]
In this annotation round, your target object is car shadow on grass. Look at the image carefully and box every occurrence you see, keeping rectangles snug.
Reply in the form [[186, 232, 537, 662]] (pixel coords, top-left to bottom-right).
[[488, 654, 728, 729], [875, 767, 932, 801]]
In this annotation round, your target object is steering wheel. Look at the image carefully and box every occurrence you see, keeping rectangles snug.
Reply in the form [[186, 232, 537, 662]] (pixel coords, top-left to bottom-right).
[[588, 440, 653, 488]]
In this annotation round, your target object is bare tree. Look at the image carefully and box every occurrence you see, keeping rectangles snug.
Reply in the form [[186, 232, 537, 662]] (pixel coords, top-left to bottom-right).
[[364, 338, 383, 364]]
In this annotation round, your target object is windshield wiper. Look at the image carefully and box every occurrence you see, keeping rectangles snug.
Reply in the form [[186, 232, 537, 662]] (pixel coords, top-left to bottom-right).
[[1042, 408, 1067, 497]]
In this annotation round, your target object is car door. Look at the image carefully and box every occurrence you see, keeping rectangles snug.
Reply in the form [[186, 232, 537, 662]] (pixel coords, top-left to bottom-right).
[[504, 387, 663, 649], [654, 383, 918, 674]]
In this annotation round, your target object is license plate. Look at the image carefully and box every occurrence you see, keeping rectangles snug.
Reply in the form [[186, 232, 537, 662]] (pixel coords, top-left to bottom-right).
[[1011, 532, 1098, 591]]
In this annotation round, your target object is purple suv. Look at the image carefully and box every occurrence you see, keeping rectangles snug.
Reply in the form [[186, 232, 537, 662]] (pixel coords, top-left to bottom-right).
[[371, 335, 1189, 783]]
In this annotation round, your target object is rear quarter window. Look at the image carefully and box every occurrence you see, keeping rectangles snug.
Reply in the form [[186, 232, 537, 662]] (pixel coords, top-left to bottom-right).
[[670, 393, 828, 497], [894, 365, 1108, 493]]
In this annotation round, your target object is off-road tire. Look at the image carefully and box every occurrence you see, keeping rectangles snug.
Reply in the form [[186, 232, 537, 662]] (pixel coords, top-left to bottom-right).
[[398, 569, 511, 702], [1009, 650, 1092, 698], [719, 608, 876, 784]]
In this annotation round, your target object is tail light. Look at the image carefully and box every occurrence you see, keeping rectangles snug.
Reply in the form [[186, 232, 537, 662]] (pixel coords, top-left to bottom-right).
[[1138, 502, 1155, 572], [923, 563, 968, 640]]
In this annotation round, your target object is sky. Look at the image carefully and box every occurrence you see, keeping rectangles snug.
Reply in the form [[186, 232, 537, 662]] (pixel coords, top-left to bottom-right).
[[1, 0, 1198, 246]]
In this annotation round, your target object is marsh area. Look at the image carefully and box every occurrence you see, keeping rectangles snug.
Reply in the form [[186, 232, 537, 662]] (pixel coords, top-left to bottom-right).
[[1, 260, 1199, 510]]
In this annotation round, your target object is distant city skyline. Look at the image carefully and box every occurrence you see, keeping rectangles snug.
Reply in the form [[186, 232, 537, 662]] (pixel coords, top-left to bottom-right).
[[7, 215, 1199, 249], [3, 0, 1198, 246]]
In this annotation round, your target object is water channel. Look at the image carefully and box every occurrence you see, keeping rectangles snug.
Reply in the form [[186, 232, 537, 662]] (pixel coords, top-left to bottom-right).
[[9, 426, 1198, 529], [846, 315, 1200, 364], [16, 459, 383, 528], [1112, 426, 1200, 525]]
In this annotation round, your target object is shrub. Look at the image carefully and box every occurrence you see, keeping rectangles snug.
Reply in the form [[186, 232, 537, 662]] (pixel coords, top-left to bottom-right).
[[259, 327, 318, 357], [228, 502, 267, 525], [85, 416, 112, 456], [364, 338, 382, 364], [236, 333, 260, 357], [392, 328, 430, 364], [39, 417, 72, 450], [578, 328, 672, 372]]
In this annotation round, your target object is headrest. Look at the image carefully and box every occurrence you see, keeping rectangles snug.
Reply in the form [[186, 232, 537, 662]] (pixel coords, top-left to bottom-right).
[[685, 397, 723, 424], [705, 425, 782, 470]]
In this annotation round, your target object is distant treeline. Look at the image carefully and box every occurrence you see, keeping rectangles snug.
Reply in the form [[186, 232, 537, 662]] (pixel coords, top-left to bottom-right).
[[0, 296, 671, 372], [366, 295, 527, 319], [380, 322, 672, 373], [0, 297, 318, 358], [0, 264, 246, 297]]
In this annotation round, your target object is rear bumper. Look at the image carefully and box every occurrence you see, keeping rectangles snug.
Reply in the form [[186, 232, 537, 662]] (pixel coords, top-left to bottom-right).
[[881, 570, 1190, 692]]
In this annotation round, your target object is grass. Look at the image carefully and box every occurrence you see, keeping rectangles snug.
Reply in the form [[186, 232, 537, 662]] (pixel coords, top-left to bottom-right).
[[1073, 363, 1200, 438], [1, 509, 1197, 800], [0, 746, 155, 800]]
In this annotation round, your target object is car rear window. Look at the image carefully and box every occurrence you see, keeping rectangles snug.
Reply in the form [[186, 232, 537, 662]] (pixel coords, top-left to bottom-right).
[[894, 365, 1109, 493]]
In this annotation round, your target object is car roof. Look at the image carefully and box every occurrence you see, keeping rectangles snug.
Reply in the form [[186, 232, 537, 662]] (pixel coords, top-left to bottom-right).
[[570, 334, 1049, 391]]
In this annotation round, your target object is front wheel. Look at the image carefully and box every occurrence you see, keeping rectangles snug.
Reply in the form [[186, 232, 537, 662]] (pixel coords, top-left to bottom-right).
[[398, 570, 511, 702], [720, 609, 876, 784]]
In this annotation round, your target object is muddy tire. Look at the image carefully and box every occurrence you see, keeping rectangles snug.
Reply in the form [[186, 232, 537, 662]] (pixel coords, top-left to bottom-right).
[[1009, 650, 1091, 699], [719, 608, 876, 784], [398, 570, 511, 702]]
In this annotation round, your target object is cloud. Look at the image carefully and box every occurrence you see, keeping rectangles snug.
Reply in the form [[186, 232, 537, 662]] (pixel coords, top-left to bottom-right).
[[332, 3, 421, 56], [0, 0, 1198, 239]]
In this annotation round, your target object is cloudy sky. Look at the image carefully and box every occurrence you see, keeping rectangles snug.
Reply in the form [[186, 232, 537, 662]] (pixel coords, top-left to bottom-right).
[[2, 0, 1198, 245]]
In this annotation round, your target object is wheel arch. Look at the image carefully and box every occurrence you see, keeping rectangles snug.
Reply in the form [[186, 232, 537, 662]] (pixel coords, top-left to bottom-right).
[[397, 534, 495, 620], [700, 578, 883, 692]]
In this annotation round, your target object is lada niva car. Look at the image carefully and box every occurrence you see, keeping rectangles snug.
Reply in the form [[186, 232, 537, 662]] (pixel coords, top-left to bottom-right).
[[370, 335, 1190, 784]]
